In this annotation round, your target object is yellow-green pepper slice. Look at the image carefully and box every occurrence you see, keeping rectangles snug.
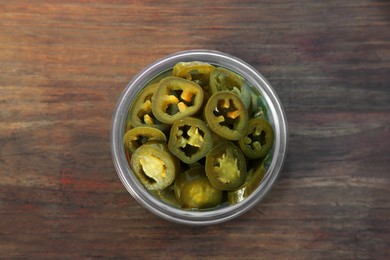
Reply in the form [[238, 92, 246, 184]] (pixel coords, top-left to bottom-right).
[[129, 83, 169, 132], [168, 117, 213, 164], [205, 141, 247, 190], [204, 91, 248, 140], [123, 126, 167, 153], [152, 76, 204, 124], [238, 118, 274, 159], [150, 185, 181, 208], [210, 67, 251, 109], [248, 91, 264, 118], [173, 61, 215, 89], [130, 142, 179, 191], [227, 162, 266, 205], [174, 166, 222, 209]]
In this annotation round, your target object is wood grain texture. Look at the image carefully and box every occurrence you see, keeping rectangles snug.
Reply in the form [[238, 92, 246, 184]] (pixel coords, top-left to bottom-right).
[[0, 0, 389, 259]]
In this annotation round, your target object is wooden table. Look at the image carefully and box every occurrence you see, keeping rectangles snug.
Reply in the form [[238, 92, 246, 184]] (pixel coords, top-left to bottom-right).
[[1, 1, 389, 259]]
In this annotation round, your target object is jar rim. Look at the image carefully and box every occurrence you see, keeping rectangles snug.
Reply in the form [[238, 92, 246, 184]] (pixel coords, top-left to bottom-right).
[[111, 49, 288, 225]]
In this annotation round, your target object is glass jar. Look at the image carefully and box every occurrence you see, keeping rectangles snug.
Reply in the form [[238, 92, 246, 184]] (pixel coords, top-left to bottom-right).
[[111, 50, 288, 225]]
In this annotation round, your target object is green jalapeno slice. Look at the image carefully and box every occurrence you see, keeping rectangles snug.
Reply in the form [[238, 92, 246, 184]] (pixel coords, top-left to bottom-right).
[[150, 185, 181, 208], [204, 91, 248, 140], [152, 76, 204, 124], [173, 61, 215, 89], [174, 166, 222, 209], [227, 162, 266, 205], [210, 67, 251, 109], [130, 142, 179, 191], [129, 83, 169, 131], [123, 126, 167, 153], [248, 91, 264, 118], [168, 117, 213, 164], [238, 117, 274, 159], [205, 141, 247, 190]]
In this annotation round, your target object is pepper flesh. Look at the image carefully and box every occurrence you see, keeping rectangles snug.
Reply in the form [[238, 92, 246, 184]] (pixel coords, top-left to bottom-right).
[[238, 117, 274, 159], [130, 142, 179, 191], [152, 76, 204, 124], [150, 185, 181, 208], [173, 61, 215, 89], [123, 126, 167, 153], [210, 67, 251, 109], [205, 141, 247, 190], [174, 166, 222, 209], [129, 83, 169, 131], [204, 91, 248, 140], [227, 162, 266, 205], [168, 117, 213, 164], [248, 91, 264, 118]]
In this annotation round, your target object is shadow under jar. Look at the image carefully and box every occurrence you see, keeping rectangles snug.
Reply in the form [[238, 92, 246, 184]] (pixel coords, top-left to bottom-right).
[[111, 50, 288, 225]]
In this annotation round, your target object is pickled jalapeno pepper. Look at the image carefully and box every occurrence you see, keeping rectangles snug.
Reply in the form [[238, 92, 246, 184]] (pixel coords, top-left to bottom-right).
[[173, 61, 215, 89], [130, 142, 179, 191], [227, 162, 266, 205], [204, 91, 248, 140], [205, 141, 247, 190], [238, 117, 274, 159], [248, 91, 264, 118], [151, 185, 181, 208], [210, 67, 251, 109], [152, 76, 204, 124], [174, 166, 222, 209], [129, 83, 169, 131], [168, 117, 213, 164], [123, 126, 167, 153]]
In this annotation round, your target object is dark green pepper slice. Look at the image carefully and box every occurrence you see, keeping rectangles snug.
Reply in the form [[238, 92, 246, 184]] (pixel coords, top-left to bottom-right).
[[205, 141, 247, 190], [174, 166, 222, 209], [150, 185, 181, 208], [173, 61, 215, 89], [152, 76, 204, 124], [130, 142, 179, 191], [168, 117, 213, 164], [210, 67, 251, 109], [204, 91, 248, 140], [248, 91, 264, 118], [123, 126, 167, 153], [227, 163, 266, 205], [238, 118, 274, 159], [129, 83, 169, 131]]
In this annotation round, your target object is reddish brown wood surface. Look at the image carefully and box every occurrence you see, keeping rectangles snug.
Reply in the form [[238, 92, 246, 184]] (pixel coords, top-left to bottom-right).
[[1, 1, 389, 259]]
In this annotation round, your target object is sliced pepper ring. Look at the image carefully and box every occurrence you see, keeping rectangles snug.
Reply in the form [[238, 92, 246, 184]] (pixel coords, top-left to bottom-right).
[[150, 185, 181, 208], [129, 83, 169, 131], [205, 141, 247, 190], [204, 91, 248, 140], [227, 162, 266, 205], [168, 117, 213, 164], [130, 142, 179, 191], [152, 76, 204, 124], [173, 61, 215, 89], [238, 117, 274, 159], [210, 67, 251, 109], [123, 126, 167, 153], [174, 166, 222, 209]]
